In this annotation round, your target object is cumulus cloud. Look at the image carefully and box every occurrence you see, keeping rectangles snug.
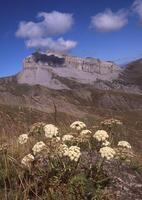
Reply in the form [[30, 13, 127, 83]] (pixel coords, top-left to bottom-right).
[[132, 0, 142, 22], [16, 11, 74, 38], [90, 9, 128, 32], [16, 21, 44, 38], [25, 37, 77, 52], [16, 11, 77, 52]]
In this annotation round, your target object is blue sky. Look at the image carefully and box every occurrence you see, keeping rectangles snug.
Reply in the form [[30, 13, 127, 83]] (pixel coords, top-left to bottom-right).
[[0, 0, 142, 77]]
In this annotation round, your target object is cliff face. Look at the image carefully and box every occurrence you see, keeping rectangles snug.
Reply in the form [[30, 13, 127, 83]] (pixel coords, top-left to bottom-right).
[[17, 51, 121, 89], [63, 54, 119, 75]]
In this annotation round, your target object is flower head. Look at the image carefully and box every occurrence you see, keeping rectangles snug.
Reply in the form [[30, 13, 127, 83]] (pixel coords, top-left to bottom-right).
[[93, 130, 109, 142], [102, 140, 110, 147], [70, 121, 86, 131], [44, 124, 58, 138], [32, 141, 46, 155], [62, 134, 74, 142], [58, 144, 69, 157], [118, 141, 131, 149], [21, 154, 34, 168], [80, 129, 92, 138], [18, 134, 28, 144], [100, 147, 116, 160], [67, 146, 81, 162]]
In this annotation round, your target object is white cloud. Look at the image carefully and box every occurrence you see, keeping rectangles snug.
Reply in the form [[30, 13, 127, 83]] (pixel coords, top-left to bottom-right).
[[26, 37, 77, 52], [16, 11, 74, 38], [38, 12, 74, 36], [16, 11, 76, 52], [90, 9, 128, 32], [132, 0, 142, 22], [16, 21, 44, 38]]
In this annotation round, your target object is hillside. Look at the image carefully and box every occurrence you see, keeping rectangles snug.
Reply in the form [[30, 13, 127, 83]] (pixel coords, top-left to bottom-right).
[[0, 53, 142, 200], [0, 54, 142, 145], [0, 54, 142, 150], [0, 74, 142, 152], [120, 59, 142, 89]]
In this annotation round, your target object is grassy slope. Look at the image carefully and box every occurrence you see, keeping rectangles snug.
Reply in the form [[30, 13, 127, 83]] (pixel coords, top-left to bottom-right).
[[0, 103, 142, 154], [0, 78, 142, 199], [0, 76, 142, 151]]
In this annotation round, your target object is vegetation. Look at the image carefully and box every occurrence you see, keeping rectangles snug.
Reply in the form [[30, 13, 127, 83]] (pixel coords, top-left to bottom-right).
[[32, 52, 65, 66], [0, 118, 141, 200]]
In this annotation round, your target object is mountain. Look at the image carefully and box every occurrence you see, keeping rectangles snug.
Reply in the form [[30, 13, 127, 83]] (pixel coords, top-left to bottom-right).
[[0, 52, 142, 151], [120, 58, 142, 89], [17, 51, 121, 89], [0, 51, 142, 116], [16, 51, 142, 94]]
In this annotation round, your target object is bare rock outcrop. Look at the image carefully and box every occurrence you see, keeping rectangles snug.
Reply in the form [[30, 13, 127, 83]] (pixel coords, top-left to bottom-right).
[[17, 51, 121, 89]]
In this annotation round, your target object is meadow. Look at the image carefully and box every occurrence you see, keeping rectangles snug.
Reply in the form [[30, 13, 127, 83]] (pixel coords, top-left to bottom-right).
[[0, 117, 141, 200]]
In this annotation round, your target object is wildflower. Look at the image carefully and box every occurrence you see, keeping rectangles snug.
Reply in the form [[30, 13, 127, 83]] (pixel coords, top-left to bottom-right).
[[80, 129, 92, 138], [93, 130, 109, 142], [70, 121, 86, 131], [118, 141, 131, 149], [102, 140, 110, 147], [62, 134, 74, 142], [100, 147, 116, 160], [21, 154, 34, 168], [18, 134, 28, 144], [68, 146, 81, 162], [44, 124, 58, 138], [32, 141, 46, 155], [58, 144, 69, 157]]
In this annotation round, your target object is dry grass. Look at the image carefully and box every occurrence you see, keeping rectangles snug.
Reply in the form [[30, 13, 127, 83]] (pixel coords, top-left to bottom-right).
[[0, 118, 142, 200]]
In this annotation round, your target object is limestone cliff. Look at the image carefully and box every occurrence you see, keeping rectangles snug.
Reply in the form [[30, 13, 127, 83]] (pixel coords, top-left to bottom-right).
[[17, 51, 121, 89]]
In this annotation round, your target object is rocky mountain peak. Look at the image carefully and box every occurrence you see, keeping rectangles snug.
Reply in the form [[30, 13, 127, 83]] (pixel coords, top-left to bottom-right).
[[17, 51, 121, 89]]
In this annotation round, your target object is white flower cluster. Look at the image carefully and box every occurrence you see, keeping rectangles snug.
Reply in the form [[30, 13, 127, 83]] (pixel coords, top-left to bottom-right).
[[93, 130, 109, 142], [80, 129, 92, 137], [59, 144, 69, 157], [70, 121, 86, 131], [67, 146, 81, 162], [101, 118, 123, 126], [62, 134, 74, 142], [18, 134, 28, 144], [21, 154, 34, 168], [102, 140, 110, 147], [118, 141, 131, 149], [32, 141, 46, 155], [44, 124, 58, 138], [59, 144, 81, 162], [100, 147, 116, 160]]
